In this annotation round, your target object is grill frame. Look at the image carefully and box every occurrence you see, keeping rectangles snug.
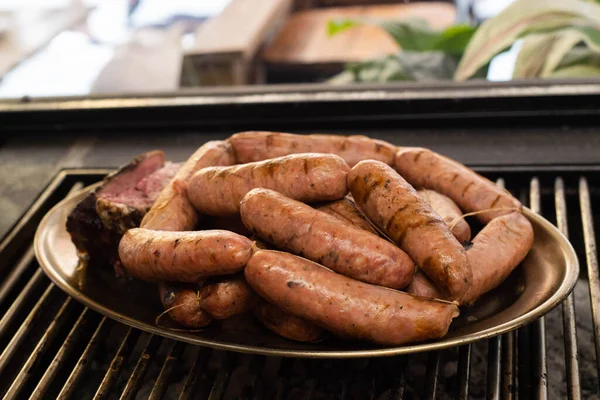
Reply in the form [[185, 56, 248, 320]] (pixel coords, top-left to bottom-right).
[[0, 166, 599, 399]]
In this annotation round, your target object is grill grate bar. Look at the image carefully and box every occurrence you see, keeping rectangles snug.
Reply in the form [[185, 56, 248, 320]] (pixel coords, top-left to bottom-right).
[[148, 340, 186, 400], [272, 357, 294, 400], [456, 345, 471, 400], [578, 177, 600, 385], [240, 355, 266, 400], [120, 334, 163, 400], [424, 351, 440, 400], [0, 276, 54, 376], [487, 336, 502, 400], [58, 317, 114, 400], [207, 352, 236, 400], [178, 347, 212, 400], [93, 327, 140, 400], [501, 332, 515, 400], [529, 177, 549, 400], [3, 296, 75, 400], [0, 246, 35, 308], [555, 178, 582, 400], [30, 307, 94, 400], [389, 357, 406, 400]]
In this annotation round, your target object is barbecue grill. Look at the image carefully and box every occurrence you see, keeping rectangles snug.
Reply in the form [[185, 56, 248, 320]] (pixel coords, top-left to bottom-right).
[[0, 80, 599, 399]]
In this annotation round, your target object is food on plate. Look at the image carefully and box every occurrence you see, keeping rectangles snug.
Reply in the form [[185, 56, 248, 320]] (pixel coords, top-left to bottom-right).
[[160, 284, 213, 328], [66, 150, 178, 273], [349, 160, 472, 301], [199, 275, 259, 319], [395, 147, 522, 223], [316, 197, 379, 235], [188, 153, 350, 216], [245, 250, 459, 345], [159, 275, 257, 327], [141, 140, 234, 231], [118, 229, 253, 282], [230, 131, 397, 167], [240, 188, 414, 289], [417, 189, 471, 243], [461, 212, 534, 305], [253, 300, 324, 342], [66, 131, 535, 346]]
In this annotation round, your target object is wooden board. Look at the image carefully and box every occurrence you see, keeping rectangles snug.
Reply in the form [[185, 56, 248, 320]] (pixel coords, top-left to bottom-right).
[[263, 2, 457, 65]]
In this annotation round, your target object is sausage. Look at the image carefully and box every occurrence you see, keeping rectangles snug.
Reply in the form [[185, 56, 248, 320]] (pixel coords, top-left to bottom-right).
[[417, 189, 471, 243], [461, 212, 534, 305], [245, 250, 459, 345], [159, 276, 258, 328], [141, 141, 234, 231], [253, 300, 324, 342], [230, 131, 397, 167], [118, 229, 253, 282], [395, 148, 522, 224], [316, 197, 379, 235], [349, 160, 471, 300], [240, 188, 414, 289], [188, 153, 350, 216], [406, 270, 446, 300], [159, 284, 212, 328], [200, 275, 259, 319]]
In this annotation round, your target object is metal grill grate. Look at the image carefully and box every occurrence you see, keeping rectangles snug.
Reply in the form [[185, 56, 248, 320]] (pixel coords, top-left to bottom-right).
[[0, 168, 599, 400]]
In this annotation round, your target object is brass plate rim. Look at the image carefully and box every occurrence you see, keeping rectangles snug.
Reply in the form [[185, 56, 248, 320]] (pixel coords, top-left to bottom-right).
[[34, 184, 579, 358]]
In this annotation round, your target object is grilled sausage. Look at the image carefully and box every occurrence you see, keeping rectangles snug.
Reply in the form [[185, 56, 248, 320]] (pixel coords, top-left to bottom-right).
[[241, 189, 414, 289], [119, 229, 253, 282], [160, 284, 212, 328], [245, 250, 459, 345], [253, 300, 324, 342], [461, 212, 534, 305], [395, 148, 522, 224], [230, 131, 397, 167], [417, 190, 471, 243], [200, 275, 259, 319], [141, 140, 234, 231], [188, 153, 350, 216], [406, 270, 446, 300], [349, 160, 471, 300], [316, 197, 378, 235]]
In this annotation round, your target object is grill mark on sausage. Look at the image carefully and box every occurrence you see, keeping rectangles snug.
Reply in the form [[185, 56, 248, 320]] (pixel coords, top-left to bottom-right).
[[303, 158, 309, 176], [489, 194, 502, 209], [461, 182, 475, 198]]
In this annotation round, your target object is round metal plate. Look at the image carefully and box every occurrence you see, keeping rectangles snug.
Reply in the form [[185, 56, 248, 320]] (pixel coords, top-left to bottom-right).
[[34, 184, 579, 358]]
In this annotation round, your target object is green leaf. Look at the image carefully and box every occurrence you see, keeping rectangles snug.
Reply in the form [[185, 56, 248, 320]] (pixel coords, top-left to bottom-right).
[[327, 52, 459, 84], [327, 18, 477, 54], [551, 63, 600, 77], [455, 0, 600, 80]]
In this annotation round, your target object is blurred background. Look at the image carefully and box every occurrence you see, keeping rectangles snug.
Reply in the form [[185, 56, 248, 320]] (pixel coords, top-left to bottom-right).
[[0, 0, 597, 99]]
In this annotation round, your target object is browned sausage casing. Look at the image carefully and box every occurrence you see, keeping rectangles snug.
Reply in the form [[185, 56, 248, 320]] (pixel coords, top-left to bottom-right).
[[417, 189, 471, 243], [349, 160, 471, 300], [241, 189, 414, 289], [316, 197, 378, 235], [461, 212, 534, 305], [230, 131, 397, 167], [188, 153, 350, 216], [395, 148, 522, 224], [159, 284, 212, 328], [245, 250, 459, 345], [200, 275, 259, 319], [141, 140, 234, 231], [119, 229, 253, 282], [254, 300, 324, 342], [406, 271, 446, 300]]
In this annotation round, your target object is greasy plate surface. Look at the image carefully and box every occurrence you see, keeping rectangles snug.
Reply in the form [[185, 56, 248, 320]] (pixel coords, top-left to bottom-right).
[[34, 185, 579, 358]]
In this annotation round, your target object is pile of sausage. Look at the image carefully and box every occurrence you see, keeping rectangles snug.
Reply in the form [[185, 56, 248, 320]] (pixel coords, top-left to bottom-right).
[[117, 132, 534, 346]]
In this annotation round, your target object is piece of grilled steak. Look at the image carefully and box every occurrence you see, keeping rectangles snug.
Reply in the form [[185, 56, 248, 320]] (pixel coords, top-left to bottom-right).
[[66, 150, 180, 274]]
